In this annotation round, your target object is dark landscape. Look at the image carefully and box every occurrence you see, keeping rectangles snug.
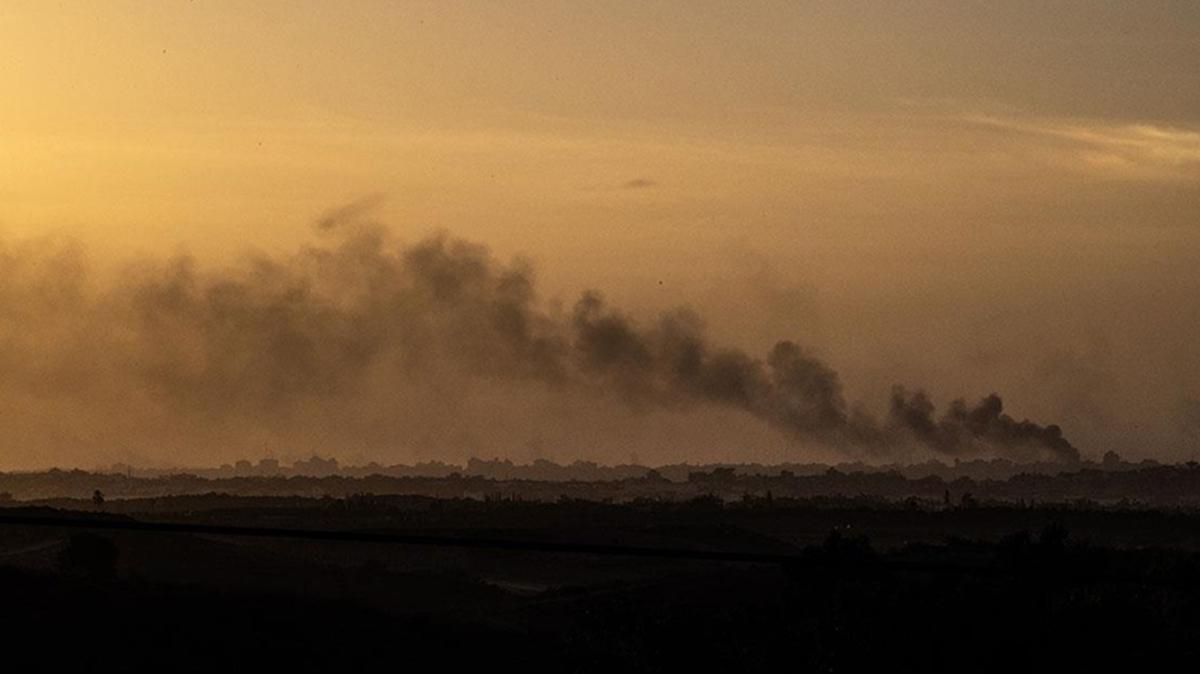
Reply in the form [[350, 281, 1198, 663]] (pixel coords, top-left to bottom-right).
[[4, 459, 1200, 671]]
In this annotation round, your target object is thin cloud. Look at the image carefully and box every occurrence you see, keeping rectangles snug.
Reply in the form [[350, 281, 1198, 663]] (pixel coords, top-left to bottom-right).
[[621, 178, 658, 190], [966, 115, 1200, 180]]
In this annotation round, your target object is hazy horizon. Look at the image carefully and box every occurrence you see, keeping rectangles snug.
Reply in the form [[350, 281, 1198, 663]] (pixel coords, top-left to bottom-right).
[[2, 2, 1199, 469]]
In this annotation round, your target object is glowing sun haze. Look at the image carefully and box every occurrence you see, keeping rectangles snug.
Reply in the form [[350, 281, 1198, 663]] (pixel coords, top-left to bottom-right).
[[1, 1, 1198, 469]]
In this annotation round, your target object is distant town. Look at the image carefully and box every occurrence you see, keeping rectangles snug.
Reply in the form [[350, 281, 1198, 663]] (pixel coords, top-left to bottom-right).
[[3, 452, 1198, 508]]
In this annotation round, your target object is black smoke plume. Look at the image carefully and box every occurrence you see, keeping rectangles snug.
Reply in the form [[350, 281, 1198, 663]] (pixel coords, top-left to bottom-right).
[[0, 217, 1079, 463], [888, 388, 1078, 462]]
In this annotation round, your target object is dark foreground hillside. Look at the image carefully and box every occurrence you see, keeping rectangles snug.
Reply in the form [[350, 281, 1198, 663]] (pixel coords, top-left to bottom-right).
[[3, 499, 1199, 672]]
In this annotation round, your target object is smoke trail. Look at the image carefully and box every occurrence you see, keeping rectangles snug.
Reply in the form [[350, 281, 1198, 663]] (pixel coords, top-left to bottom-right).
[[0, 217, 1079, 463]]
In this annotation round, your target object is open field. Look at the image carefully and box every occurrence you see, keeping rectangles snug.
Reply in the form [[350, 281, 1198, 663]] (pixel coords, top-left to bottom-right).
[[3, 487, 1200, 672]]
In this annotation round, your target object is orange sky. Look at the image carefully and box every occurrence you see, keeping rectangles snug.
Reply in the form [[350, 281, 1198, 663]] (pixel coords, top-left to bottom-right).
[[1, 2, 1199, 467]]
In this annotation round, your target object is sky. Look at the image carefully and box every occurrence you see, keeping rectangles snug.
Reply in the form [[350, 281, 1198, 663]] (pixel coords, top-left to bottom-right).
[[1, 1, 1198, 469]]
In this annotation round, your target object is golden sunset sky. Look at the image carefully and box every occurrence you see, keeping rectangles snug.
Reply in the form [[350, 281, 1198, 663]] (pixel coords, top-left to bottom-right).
[[1, 1, 1198, 467]]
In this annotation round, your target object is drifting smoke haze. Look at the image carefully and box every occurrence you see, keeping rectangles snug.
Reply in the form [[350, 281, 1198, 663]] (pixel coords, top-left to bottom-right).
[[0, 210, 1078, 469]]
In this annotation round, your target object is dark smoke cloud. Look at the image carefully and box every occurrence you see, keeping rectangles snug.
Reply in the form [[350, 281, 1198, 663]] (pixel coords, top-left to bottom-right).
[[0, 216, 1078, 465], [888, 387, 1078, 462], [569, 296, 1077, 461]]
